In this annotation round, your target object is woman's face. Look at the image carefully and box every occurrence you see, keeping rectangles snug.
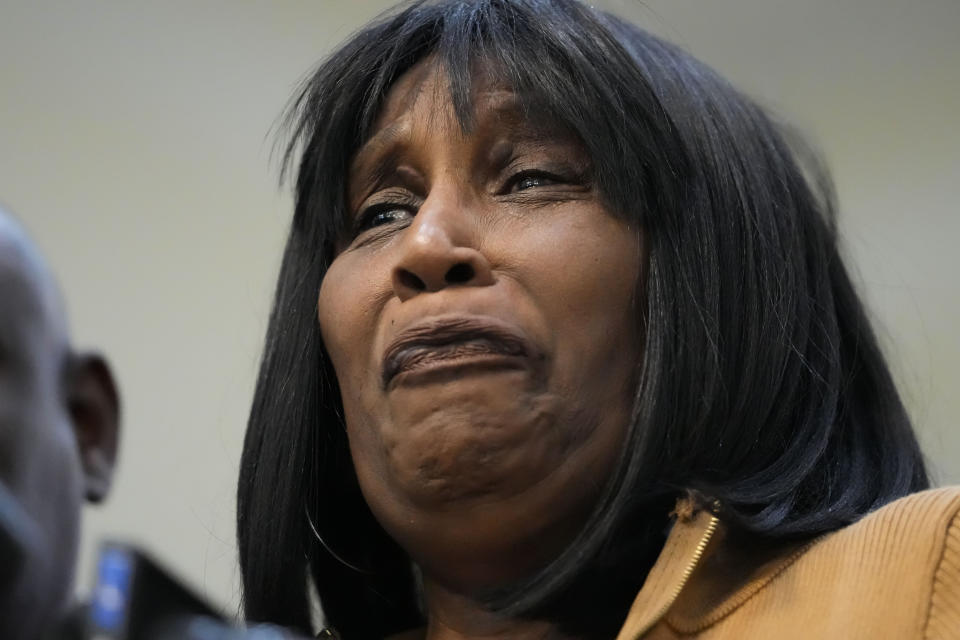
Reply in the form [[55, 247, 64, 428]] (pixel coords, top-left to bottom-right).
[[318, 60, 643, 591]]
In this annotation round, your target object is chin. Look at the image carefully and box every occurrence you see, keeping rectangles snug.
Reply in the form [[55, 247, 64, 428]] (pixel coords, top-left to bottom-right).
[[355, 423, 610, 595], [375, 381, 570, 508]]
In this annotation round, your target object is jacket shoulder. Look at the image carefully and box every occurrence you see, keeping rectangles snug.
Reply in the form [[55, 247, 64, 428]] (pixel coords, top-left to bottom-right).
[[851, 486, 960, 539], [834, 486, 960, 562], [876, 485, 960, 513], [832, 486, 960, 638]]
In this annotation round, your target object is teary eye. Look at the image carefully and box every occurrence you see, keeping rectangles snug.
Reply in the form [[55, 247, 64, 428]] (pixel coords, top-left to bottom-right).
[[357, 204, 414, 231], [507, 170, 560, 193]]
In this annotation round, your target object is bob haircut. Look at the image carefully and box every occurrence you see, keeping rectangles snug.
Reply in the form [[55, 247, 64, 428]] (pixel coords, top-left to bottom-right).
[[237, 0, 928, 637]]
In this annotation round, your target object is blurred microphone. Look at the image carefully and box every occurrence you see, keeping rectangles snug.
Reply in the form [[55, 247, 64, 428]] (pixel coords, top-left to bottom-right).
[[86, 544, 302, 640], [88, 542, 230, 639]]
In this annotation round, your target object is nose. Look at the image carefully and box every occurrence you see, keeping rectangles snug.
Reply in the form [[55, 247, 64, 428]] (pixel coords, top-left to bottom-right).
[[391, 192, 495, 302]]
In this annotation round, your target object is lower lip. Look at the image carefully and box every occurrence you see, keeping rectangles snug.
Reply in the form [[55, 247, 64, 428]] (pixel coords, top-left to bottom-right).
[[388, 353, 528, 389]]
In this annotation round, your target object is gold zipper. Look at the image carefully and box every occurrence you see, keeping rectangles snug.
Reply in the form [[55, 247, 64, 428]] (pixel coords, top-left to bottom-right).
[[633, 513, 720, 638]]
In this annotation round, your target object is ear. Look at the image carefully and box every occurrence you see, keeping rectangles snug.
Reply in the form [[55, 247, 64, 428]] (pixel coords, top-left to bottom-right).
[[66, 353, 120, 504]]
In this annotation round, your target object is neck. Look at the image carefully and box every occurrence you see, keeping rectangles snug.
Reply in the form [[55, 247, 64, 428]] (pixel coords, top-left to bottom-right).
[[419, 578, 581, 640]]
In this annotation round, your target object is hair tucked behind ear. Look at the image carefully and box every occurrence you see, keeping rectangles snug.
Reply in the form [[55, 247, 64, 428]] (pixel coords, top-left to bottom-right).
[[237, 1, 928, 637]]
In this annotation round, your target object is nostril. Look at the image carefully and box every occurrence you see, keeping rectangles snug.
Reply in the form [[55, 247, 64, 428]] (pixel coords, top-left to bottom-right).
[[398, 269, 426, 292], [445, 262, 475, 284]]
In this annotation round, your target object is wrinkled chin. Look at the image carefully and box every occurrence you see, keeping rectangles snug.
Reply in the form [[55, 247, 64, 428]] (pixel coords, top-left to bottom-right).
[[377, 375, 572, 508]]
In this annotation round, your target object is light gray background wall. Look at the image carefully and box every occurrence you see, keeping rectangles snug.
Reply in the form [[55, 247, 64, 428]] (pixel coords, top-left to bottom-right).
[[1, 0, 957, 616]]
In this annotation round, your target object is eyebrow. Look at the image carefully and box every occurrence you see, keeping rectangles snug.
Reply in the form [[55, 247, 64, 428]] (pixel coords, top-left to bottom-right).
[[351, 121, 409, 181], [347, 121, 413, 209]]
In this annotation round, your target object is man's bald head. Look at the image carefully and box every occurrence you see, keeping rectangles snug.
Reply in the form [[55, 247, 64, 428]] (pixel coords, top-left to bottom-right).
[[0, 209, 70, 358], [0, 207, 119, 639]]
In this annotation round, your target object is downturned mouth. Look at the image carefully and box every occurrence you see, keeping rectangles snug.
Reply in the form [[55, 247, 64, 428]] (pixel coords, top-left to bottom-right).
[[381, 315, 533, 389]]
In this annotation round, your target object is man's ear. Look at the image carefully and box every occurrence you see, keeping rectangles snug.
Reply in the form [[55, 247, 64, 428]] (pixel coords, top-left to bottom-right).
[[66, 353, 120, 503]]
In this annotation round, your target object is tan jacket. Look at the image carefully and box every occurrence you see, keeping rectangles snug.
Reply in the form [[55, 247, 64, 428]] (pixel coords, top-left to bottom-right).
[[616, 487, 960, 639]]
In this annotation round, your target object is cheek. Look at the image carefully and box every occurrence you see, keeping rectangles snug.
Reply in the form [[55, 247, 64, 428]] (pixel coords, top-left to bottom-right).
[[506, 210, 644, 439], [559, 213, 641, 311], [317, 258, 389, 394], [317, 257, 397, 480], [513, 209, 642, 356]]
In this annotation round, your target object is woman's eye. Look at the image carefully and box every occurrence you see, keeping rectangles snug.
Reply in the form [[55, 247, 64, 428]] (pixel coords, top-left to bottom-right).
[[357, 205, 413, 232], [507, 171, 560, 193]]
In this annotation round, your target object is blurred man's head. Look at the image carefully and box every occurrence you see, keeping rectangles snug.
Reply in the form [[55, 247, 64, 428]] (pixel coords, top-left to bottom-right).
[[0, 208, 119, 639]]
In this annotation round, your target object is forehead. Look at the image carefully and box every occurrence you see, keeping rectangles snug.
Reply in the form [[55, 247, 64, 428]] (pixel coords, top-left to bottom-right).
[[373, 57, 521, 127], [352, 58, 575, 176]]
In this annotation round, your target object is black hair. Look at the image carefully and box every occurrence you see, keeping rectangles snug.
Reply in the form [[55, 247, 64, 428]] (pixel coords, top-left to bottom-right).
[[236, 1, 928, 637]]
